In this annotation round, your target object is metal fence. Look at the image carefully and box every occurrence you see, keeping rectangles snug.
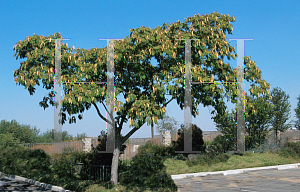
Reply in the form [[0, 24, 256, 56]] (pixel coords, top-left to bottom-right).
[[88, 164, 159, 182], [89, 165, 132, 182]]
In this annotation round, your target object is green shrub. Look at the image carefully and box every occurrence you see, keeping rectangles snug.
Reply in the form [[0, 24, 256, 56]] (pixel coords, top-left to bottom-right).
[[49, 153, 78, 180], [119, 146, 178, 191], [278, 142, 300, 158], [205, 135, 234, 155], [0, 146, 52, 180], [136, 140, 177, 160]]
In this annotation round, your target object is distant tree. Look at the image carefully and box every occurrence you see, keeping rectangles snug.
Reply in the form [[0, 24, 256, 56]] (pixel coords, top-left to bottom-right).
[[213, 108, 237, 151], [36, 128, 75, 143], [172, 123, 206, 156], [269, 87, 293, 146], [0, 119, 39, 144], [73, 132, 88, 141], [213, 91, 275, 151], [244, 92, 275, 149], [155, 112, 179, 135], [294, 95, 300, 130], [0, 133, 22, 149]]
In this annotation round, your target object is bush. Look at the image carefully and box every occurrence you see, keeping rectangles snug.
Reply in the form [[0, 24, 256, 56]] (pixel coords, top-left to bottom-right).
[[171, 124, 206, 158], [0, 146, 52, 180], [278, 142, 300, 158], [119, 144, 178, 191], [49, 153, 78, 181], [0, 133, 23, 149], [0, 119, 39, 144], [205, 135, 231, 155], [136, 140, 177, 160]]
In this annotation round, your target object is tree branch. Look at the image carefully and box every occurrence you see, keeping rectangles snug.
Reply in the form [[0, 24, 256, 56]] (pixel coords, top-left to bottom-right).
[[163, 97, 175, 108], [121, 118, 146, 144], [101, 100, 114, 126], [119, 100, 135, 132], [91, 101, 112, 126], [120, 96, 175, 144]]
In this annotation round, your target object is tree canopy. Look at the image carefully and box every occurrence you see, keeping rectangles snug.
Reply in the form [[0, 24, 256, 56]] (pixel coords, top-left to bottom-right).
[[268, 87, 293, 145], [13, 12, 271, 133]]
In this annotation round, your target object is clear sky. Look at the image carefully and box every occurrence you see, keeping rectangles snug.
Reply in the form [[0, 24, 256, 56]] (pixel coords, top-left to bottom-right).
[[1, 0, 299, 140]]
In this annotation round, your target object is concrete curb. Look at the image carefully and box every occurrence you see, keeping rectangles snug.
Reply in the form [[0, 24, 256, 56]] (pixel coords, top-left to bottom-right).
[[171, 163, 300, 180], [0, 171, 75, 192]]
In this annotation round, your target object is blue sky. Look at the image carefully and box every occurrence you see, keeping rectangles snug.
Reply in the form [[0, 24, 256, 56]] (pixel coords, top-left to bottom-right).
[[1, 0, 299, 140]]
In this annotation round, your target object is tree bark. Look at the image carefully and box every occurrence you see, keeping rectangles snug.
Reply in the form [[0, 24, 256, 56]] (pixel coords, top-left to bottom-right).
[[110, 134, 122, 185], [110, 146, 120, 185]]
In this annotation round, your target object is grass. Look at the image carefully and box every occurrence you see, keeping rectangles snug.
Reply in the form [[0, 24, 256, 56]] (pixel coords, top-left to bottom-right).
[[163, 137, 300, 176], [163, 150, 300, 176]]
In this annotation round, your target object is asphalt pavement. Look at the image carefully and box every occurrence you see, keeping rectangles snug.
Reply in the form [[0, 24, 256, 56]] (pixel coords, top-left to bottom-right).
[[171, 163, 300, 191]]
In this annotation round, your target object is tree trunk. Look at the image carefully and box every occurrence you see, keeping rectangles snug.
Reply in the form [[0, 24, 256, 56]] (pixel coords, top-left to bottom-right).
[[110, 147, 120, 185], [110, 135, 122, 185]]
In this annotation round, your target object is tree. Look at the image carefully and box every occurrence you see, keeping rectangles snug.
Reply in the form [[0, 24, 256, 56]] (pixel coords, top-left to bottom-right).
[[73, 132, 89, 141], [0, 132, 22, 149], [294, 95, 300, 130], [35, 128, 75, 143], [213, 108, 237, 151], [244, 92, 275, 149], [269, 87, 293, 146], [13, 12, 272, 185], [0, 119, 40, 144], [213, 90, 275, 151], [172, 123, 206, 155], [155, 112, 179, 134]]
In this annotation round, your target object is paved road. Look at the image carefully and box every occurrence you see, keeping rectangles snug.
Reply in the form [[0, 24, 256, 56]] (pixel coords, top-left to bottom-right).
[[172, 164, 300, 191]]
